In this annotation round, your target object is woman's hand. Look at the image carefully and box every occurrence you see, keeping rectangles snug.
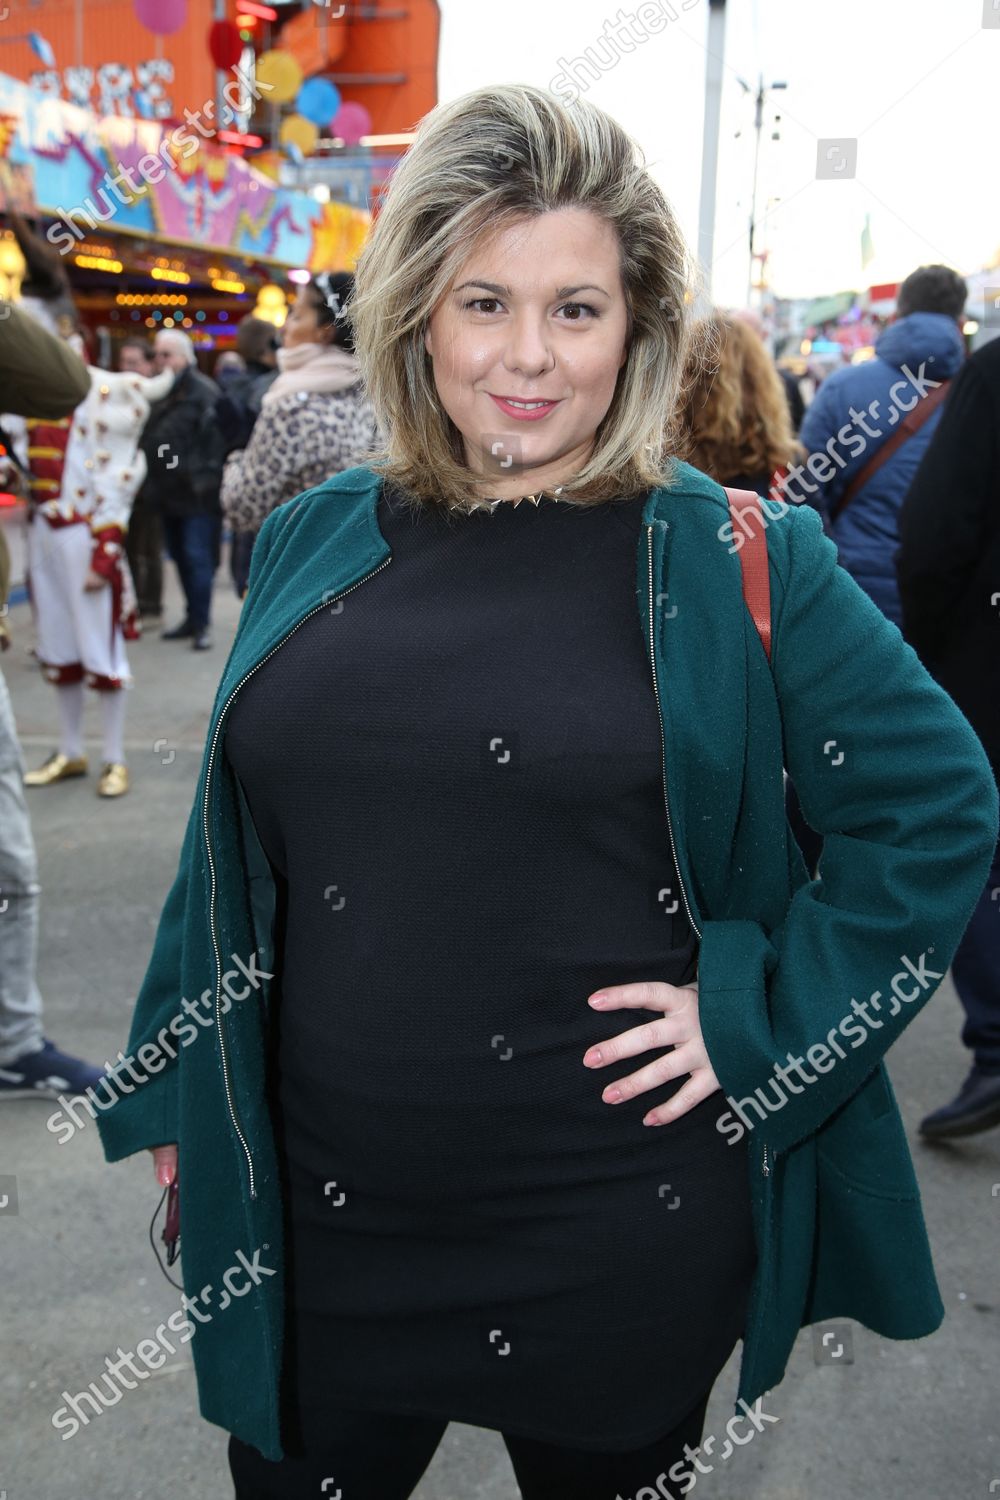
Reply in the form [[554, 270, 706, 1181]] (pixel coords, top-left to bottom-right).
[[83, 568, 109, 592], [582, 980, 721, 1126], [150, 1143, 177, 1187]]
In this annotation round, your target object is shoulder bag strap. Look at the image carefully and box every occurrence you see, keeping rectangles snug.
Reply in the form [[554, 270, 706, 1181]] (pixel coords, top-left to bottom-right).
[[829, 378, 951, 524], [723, 486, 772, 664]]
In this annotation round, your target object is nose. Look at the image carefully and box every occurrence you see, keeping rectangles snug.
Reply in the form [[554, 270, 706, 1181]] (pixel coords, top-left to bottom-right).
[[501, 308, 556, 380]]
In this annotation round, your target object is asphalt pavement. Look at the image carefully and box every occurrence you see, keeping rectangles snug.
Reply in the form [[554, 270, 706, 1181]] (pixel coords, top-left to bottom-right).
[[2, 554, 998, 1500]]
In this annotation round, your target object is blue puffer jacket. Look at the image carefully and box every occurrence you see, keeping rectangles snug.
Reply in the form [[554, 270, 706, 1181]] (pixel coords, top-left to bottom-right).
[[796, 312, 966, 626]]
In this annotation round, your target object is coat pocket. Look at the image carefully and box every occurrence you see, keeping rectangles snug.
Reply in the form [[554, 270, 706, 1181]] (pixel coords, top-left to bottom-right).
[[815, 1064, 920, 1201]]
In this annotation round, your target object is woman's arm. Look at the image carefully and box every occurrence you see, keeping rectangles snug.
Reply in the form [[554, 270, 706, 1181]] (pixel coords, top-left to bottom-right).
[[0, 301, 90, 418], [697, 501, 999, 1155], [219, 400, 307, 534]]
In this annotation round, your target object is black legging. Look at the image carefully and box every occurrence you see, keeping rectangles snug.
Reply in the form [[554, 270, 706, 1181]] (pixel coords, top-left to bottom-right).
[[228, 1388, 713, 1499]]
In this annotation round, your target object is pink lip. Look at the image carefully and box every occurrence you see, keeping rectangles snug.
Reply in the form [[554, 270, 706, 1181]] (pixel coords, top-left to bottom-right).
[[488, 393, 563, 421]]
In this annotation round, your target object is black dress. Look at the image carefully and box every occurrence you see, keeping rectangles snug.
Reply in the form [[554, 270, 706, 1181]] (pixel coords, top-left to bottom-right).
[[223, 483, 756, 1453]]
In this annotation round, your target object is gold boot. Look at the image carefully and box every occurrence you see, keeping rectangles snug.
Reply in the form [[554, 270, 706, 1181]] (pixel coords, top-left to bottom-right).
[[23, 752, 89, 787], [97, 762, 129, 798]]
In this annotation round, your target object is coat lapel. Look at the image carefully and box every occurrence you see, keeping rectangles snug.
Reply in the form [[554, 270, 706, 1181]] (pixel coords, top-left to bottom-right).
[[644, 475, 752, 924]]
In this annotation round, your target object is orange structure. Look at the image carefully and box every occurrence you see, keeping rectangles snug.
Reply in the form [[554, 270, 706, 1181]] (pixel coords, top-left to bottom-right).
[[277, 2, 440, 137], [0, 0, 217, 121], [0, 0, 439, 141]]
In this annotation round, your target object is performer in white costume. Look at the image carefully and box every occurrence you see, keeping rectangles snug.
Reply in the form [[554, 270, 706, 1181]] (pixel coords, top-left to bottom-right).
[[23, 364, 173, 797]]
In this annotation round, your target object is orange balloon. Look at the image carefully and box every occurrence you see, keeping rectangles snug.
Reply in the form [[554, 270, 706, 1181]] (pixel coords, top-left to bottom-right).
[[279, 113, 319, 155], [256, 49, 304, 105]]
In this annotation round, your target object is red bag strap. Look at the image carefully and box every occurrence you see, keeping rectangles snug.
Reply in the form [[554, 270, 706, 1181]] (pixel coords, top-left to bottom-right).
[[723, 486, 772, 663]]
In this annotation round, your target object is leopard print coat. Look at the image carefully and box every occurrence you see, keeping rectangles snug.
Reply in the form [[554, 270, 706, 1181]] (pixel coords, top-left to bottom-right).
[[220, 384, 380, 535]]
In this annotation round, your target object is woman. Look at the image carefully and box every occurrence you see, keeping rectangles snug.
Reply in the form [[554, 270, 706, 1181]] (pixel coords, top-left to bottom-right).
[[220, 270, 378, 592], [676, 309, 803, 498], [93, 85, 998, 1499]]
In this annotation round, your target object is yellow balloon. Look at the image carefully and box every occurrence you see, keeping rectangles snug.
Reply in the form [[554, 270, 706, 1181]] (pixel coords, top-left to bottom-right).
[[279, 113, 319, 156], [255, 50, 304, 106]]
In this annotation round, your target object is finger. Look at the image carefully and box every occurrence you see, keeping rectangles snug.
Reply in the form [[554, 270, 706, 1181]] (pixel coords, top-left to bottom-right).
[[643, 1069, 722, 1127], [597, 1041, 704, 1106], [150, 1144, 177, 1186], [587, 979, 696, 1012], [583, 1015, 687, 1068]]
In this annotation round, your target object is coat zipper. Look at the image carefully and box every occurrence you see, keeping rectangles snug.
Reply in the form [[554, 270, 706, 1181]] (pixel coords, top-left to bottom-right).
[[647, 524, 772, 1181], [202, 555, 392, 1199], [646, 523, 701, 942]]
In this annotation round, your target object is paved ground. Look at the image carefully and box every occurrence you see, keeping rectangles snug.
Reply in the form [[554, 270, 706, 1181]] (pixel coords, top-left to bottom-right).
[[1, 556, 998, 1500]]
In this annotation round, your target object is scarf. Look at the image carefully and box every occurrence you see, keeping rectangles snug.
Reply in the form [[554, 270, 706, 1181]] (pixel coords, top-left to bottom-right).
[[262, 342, 363, 405]]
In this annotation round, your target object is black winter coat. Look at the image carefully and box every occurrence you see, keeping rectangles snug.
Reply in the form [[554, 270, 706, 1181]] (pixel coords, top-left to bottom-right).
[[896, 337, 1000, 782], [138, 366, 224, 519]]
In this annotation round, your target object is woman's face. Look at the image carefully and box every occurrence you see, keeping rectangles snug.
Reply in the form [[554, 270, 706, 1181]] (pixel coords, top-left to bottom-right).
[[282, 288, 332, 350], [424, 207, 630, 497]]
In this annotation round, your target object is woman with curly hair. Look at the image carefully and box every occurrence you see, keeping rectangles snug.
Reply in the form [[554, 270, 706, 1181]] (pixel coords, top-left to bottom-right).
[[677, 310, 803, 496], [92, 83, 996, 1500]]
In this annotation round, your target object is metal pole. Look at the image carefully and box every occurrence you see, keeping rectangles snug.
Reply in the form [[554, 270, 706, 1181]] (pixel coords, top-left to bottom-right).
[[747, 75, 763, 308], [214, 0, 227, 127], [697, 0, 726, 302]]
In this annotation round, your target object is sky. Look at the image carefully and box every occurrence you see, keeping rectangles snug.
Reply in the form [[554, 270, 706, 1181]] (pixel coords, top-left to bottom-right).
[[437, 0, 999, 307]]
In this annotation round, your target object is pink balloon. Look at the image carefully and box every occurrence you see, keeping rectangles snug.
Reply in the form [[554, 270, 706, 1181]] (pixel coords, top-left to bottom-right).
[[134, 0, 187, 36], [333, 101, 371, 146]]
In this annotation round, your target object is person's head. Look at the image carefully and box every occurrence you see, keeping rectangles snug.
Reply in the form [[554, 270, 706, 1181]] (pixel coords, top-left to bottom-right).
[[153, 329, 197, 376], [118, 338, 154, 376], [349, 83, 698, 510], [896, 264, 967, 322], [281, 273, 355, 352], [214, 350, 245, 381], [675, 312, 801, 485], [235, 315, 279, 368], [732, 306, 766, 342]]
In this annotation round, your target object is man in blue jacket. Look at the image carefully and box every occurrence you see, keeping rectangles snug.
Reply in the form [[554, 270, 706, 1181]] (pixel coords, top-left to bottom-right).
[[793, 265, 967, 628]]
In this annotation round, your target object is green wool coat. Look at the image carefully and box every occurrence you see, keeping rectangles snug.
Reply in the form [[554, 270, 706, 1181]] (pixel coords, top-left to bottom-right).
[[95, 460, 999, 1461]]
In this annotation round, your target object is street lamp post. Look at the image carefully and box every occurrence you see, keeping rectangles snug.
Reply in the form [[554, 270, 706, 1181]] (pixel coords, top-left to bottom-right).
[[738, 74, 786, 308]]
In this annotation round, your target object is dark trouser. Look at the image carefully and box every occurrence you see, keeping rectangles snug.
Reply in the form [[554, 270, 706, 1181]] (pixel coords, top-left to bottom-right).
[[125, 492, 164, 615], [952, 831, 1000, 1074], [162, 512, 221, 631], [229, 1388, 712, 1500], [229, 528, 258, 599]]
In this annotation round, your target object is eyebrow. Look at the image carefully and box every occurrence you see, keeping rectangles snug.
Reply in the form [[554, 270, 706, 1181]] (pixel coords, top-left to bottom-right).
[[453, 280, 611, 299]]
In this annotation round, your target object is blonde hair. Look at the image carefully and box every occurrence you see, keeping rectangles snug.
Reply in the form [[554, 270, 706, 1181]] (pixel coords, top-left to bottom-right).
[[349, 83, 701, 513], [676, 312, 802, 485]]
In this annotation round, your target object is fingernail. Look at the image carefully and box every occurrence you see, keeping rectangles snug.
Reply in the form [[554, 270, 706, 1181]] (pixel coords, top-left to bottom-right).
[[156, 1163, 175, 1186], [604, 1087, 622, 1103], [589, 994, 608, 1006]]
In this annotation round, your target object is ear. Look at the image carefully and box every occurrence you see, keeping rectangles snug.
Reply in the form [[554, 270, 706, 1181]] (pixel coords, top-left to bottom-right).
[[424, 322, 434, 358]]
